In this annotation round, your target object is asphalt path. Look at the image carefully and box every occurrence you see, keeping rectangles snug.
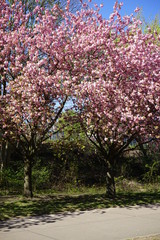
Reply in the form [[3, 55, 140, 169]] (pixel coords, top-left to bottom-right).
[[1, 204, 160, 240]]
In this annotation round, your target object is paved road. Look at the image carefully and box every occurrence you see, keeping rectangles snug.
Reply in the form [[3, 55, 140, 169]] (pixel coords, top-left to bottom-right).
[[1, 204, 160, 240]]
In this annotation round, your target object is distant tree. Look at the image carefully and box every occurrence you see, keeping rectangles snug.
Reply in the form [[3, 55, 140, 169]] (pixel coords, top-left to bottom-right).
[[144, 15, 160, 45], [136, 10, 160, 43]]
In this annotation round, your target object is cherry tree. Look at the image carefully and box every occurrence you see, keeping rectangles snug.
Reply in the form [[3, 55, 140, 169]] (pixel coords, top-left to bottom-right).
[[0, 0, 32, 174], [0, 0, 80, 197], [72, 2, 160, 197], [0, 0, 82, 174]]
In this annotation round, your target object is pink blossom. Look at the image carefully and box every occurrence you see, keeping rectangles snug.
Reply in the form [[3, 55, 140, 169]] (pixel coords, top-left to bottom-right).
[[134, 7, 140, 12]]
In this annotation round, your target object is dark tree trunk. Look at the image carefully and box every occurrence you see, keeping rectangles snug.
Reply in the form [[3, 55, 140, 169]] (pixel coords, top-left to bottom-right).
[[106, 161, 116, 198], [0, 140, 11, 173], [24, 157, 33, 198]]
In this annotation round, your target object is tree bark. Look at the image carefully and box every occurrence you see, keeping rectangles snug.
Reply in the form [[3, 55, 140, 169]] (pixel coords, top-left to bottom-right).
[[106, 162, 116, 198], [24, 157, 33, 198], [0, 140, 11, 179]]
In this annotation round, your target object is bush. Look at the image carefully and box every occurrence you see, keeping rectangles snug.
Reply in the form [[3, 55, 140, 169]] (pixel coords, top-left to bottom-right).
[[0, 168, 23, 194], [38, 139, 106, 189], [32, 160, 51, 191]]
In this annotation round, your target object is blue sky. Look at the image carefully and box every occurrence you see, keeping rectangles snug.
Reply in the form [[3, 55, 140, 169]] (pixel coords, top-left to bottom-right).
[[88, 0, 160, 23]]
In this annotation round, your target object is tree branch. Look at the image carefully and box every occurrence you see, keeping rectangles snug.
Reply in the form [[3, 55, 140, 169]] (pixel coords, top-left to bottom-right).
[[38, 95, 68, 145]]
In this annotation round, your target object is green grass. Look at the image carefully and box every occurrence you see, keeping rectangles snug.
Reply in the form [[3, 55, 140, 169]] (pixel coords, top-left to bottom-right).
[[1, 190, 160, 221]]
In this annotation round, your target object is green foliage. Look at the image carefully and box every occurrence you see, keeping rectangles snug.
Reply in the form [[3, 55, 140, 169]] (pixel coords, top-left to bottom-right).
[[143, 143, 160, 183], [0, 168, 23, 194], [32, 159, 51, 191], [55, 110, 87, 142], [118, 140, 160, 184], [143, 161, 160, 183], [0, 160, 51, 194], [39, 138, 106, 189]]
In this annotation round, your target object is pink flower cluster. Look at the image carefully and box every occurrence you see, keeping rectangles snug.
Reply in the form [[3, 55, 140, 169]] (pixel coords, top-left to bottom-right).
[[0, 0, 159, 154]]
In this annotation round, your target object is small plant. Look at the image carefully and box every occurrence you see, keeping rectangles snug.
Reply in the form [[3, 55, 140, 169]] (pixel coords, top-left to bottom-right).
[[143, 160, 160, 184]]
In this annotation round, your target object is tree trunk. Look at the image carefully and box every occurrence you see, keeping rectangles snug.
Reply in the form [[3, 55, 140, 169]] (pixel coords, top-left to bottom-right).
[[0, 140, 11, 181], [1, 140, 11, 168], [106, 163, 116, 198], [24, 157, 33, 198]]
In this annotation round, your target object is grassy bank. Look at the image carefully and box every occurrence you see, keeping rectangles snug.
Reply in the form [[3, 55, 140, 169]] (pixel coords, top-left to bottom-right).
[[1, 184, 160, 221]]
